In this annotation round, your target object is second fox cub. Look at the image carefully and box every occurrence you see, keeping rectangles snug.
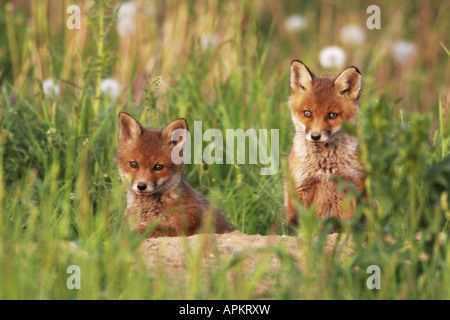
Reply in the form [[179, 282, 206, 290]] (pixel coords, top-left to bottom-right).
[[117, 112, 232, 237], [285, 60, 366, 227]]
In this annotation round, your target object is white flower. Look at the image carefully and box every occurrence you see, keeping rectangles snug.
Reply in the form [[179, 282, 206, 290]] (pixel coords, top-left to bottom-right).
[[116, 16, 135, 37], [154, 76, 163, 87], [392, 41, 417, 63], [117, 2, 137, 19], [100, 78, 121, 98], [340, 24, 365, 45], [46, 127, 56, 135], [200, 33, 220, 51], [115, 2, 137, 37], [284, 14, 307, 33], [319, 46, 346, 69], [42, 79, 60, 96]]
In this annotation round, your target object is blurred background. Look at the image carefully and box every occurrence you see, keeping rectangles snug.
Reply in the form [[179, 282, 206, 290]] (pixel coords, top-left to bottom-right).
[[1, 0, 449, 233], [1, 0, 449, 114], [0, 0, 449, 300], [0, 0, 449, 235]]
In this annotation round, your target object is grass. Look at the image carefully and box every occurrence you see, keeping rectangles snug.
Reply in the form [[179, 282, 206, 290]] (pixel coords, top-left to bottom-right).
[[0, 0, 449, 299]]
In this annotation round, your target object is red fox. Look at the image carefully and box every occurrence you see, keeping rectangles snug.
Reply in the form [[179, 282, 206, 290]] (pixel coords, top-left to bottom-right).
[[117, 112, 232, 237], [285, 60, 366, 228]]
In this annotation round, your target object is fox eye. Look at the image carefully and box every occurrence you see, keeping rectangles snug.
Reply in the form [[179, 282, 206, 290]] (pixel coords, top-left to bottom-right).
[[130, 161, 138, 169], [303, 110, 312, 118], [153, 164, 164, 171], [328, 113, 338, 119]]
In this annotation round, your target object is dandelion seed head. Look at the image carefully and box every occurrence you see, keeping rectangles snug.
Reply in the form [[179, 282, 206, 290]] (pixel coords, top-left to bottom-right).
[[42, 79, 60, 96], [340, 24, 365, 45], [117, 2, 137, 19], [116, 16, 136, 37], [100, 78, 121, 98], [284, 14, 307, 33], [392, 40, 417, 63], [319, 46, 346, 69]]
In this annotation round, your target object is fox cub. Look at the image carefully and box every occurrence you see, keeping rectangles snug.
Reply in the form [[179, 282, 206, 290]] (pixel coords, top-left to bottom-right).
[[117, 112, 232, 237], [285, 60, 366, 227]]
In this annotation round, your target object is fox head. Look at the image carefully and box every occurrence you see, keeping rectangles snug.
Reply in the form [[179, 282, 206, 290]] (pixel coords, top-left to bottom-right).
[[289, 60, 362, 144], [117, 112, 188, 195]]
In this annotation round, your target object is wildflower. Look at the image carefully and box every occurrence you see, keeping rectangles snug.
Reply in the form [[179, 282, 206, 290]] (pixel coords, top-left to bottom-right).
[[46, 127, 57, 135], [340, 24, 365, 45], [284, 14, 307, 33], [116, 16, 135, 37], [117, 2, 137, 19], [100, 78, 121, 98], [42, 79, 60, 96], [154, 76, 163, 87], [319, 46, 346, 69], [392, 40, 417, 63], [116, 2, 136, 37]]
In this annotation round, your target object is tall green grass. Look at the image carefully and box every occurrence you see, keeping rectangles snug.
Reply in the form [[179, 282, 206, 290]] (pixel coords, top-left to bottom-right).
[[0, 0, 448, 299]]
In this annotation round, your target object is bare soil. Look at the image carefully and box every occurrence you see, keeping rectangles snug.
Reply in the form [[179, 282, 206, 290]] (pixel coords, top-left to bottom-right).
[[139, 231, 355, 294], [139, 231, 447, 297]]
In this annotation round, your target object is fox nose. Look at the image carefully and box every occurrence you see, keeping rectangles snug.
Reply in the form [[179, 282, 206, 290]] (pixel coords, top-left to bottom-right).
[[311, 132, 321, 141], [137, 182, 147, 191]]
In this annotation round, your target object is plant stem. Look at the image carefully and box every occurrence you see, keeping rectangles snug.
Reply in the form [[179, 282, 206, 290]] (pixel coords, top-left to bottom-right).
[[438, 97, 445, 159], [5, 3, 19, 80], [93, 1, 105, 121]]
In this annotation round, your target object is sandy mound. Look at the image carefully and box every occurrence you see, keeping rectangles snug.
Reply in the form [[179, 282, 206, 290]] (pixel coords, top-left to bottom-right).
[[139, 231, 355, 294]]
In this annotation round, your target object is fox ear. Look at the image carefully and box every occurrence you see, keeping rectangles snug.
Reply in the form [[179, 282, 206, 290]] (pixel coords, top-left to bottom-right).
[[161, 118, 189, 148], [334, 66, 362, 101], [118, 112, 144, 146], [290, 60, 314, 94]]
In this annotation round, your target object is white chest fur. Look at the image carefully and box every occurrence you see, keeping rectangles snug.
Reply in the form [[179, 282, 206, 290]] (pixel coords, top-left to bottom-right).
[[291, 132, 360, 186]]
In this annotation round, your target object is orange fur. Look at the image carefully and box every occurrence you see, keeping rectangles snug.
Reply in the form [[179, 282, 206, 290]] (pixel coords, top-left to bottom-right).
[[285, 61, 366, 227], [117, 112, 232, 237]]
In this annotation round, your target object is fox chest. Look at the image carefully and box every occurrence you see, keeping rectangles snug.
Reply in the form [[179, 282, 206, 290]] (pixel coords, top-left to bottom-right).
[[126, 191, 183, 235], [290, 143, 359, 189]]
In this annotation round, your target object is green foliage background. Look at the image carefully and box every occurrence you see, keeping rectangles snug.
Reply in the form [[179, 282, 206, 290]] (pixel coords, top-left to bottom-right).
[[0, 0, 449, 299]]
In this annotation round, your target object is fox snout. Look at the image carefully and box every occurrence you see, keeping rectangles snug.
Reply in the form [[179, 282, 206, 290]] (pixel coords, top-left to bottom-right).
[[131, 180, 155, 194], [137, 182, 147, 191], [305, 129, 338, 143], [129, 174, 180, 195], [310, 132, 321, 141], [130, 177, 166, 194], [306, 130, 329, 143]]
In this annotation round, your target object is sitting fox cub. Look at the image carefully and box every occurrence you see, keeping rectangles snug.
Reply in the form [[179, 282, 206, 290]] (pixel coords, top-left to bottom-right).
[[285, 61, 366, 228], [117, 112, 232, 237]]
